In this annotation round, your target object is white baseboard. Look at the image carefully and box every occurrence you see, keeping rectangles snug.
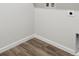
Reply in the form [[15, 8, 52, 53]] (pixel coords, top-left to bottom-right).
[[75, 52, 79, 56], [0, 34, 34, 53], [33, 34, 75, 55], [0, 33, 76, 55]]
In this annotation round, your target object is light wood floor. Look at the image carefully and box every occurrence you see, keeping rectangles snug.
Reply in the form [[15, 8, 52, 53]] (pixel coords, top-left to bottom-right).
[[0, 38, 73, 56]]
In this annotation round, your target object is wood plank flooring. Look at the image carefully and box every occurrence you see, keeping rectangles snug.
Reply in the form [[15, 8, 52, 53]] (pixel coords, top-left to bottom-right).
[[0, 38, 73, 56]]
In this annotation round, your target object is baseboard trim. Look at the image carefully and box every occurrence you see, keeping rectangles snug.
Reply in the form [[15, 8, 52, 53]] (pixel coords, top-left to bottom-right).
[[0, 33, 76, 55], [75, 52, 79, 56], [0, 34, 34, 53], [33, 34, 75, 55]]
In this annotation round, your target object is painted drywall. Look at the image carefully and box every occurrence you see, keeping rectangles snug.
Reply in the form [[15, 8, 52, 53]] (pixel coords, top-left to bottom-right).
[[0, 3, 34, 49], [35, 3, 79, 51]]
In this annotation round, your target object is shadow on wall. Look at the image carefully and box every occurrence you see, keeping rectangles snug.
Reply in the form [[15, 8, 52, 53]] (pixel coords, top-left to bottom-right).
[[55, 3, 79, 10]]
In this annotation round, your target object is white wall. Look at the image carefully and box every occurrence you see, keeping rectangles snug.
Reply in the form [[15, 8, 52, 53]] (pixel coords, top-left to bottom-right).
[[0, 3, 78, 53], [0, 3, 34, 48], [35, 3, 79, 51]]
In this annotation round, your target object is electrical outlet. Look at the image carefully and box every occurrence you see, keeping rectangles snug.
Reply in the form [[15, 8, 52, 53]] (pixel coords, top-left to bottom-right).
[[68, 10, 75, 16]]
